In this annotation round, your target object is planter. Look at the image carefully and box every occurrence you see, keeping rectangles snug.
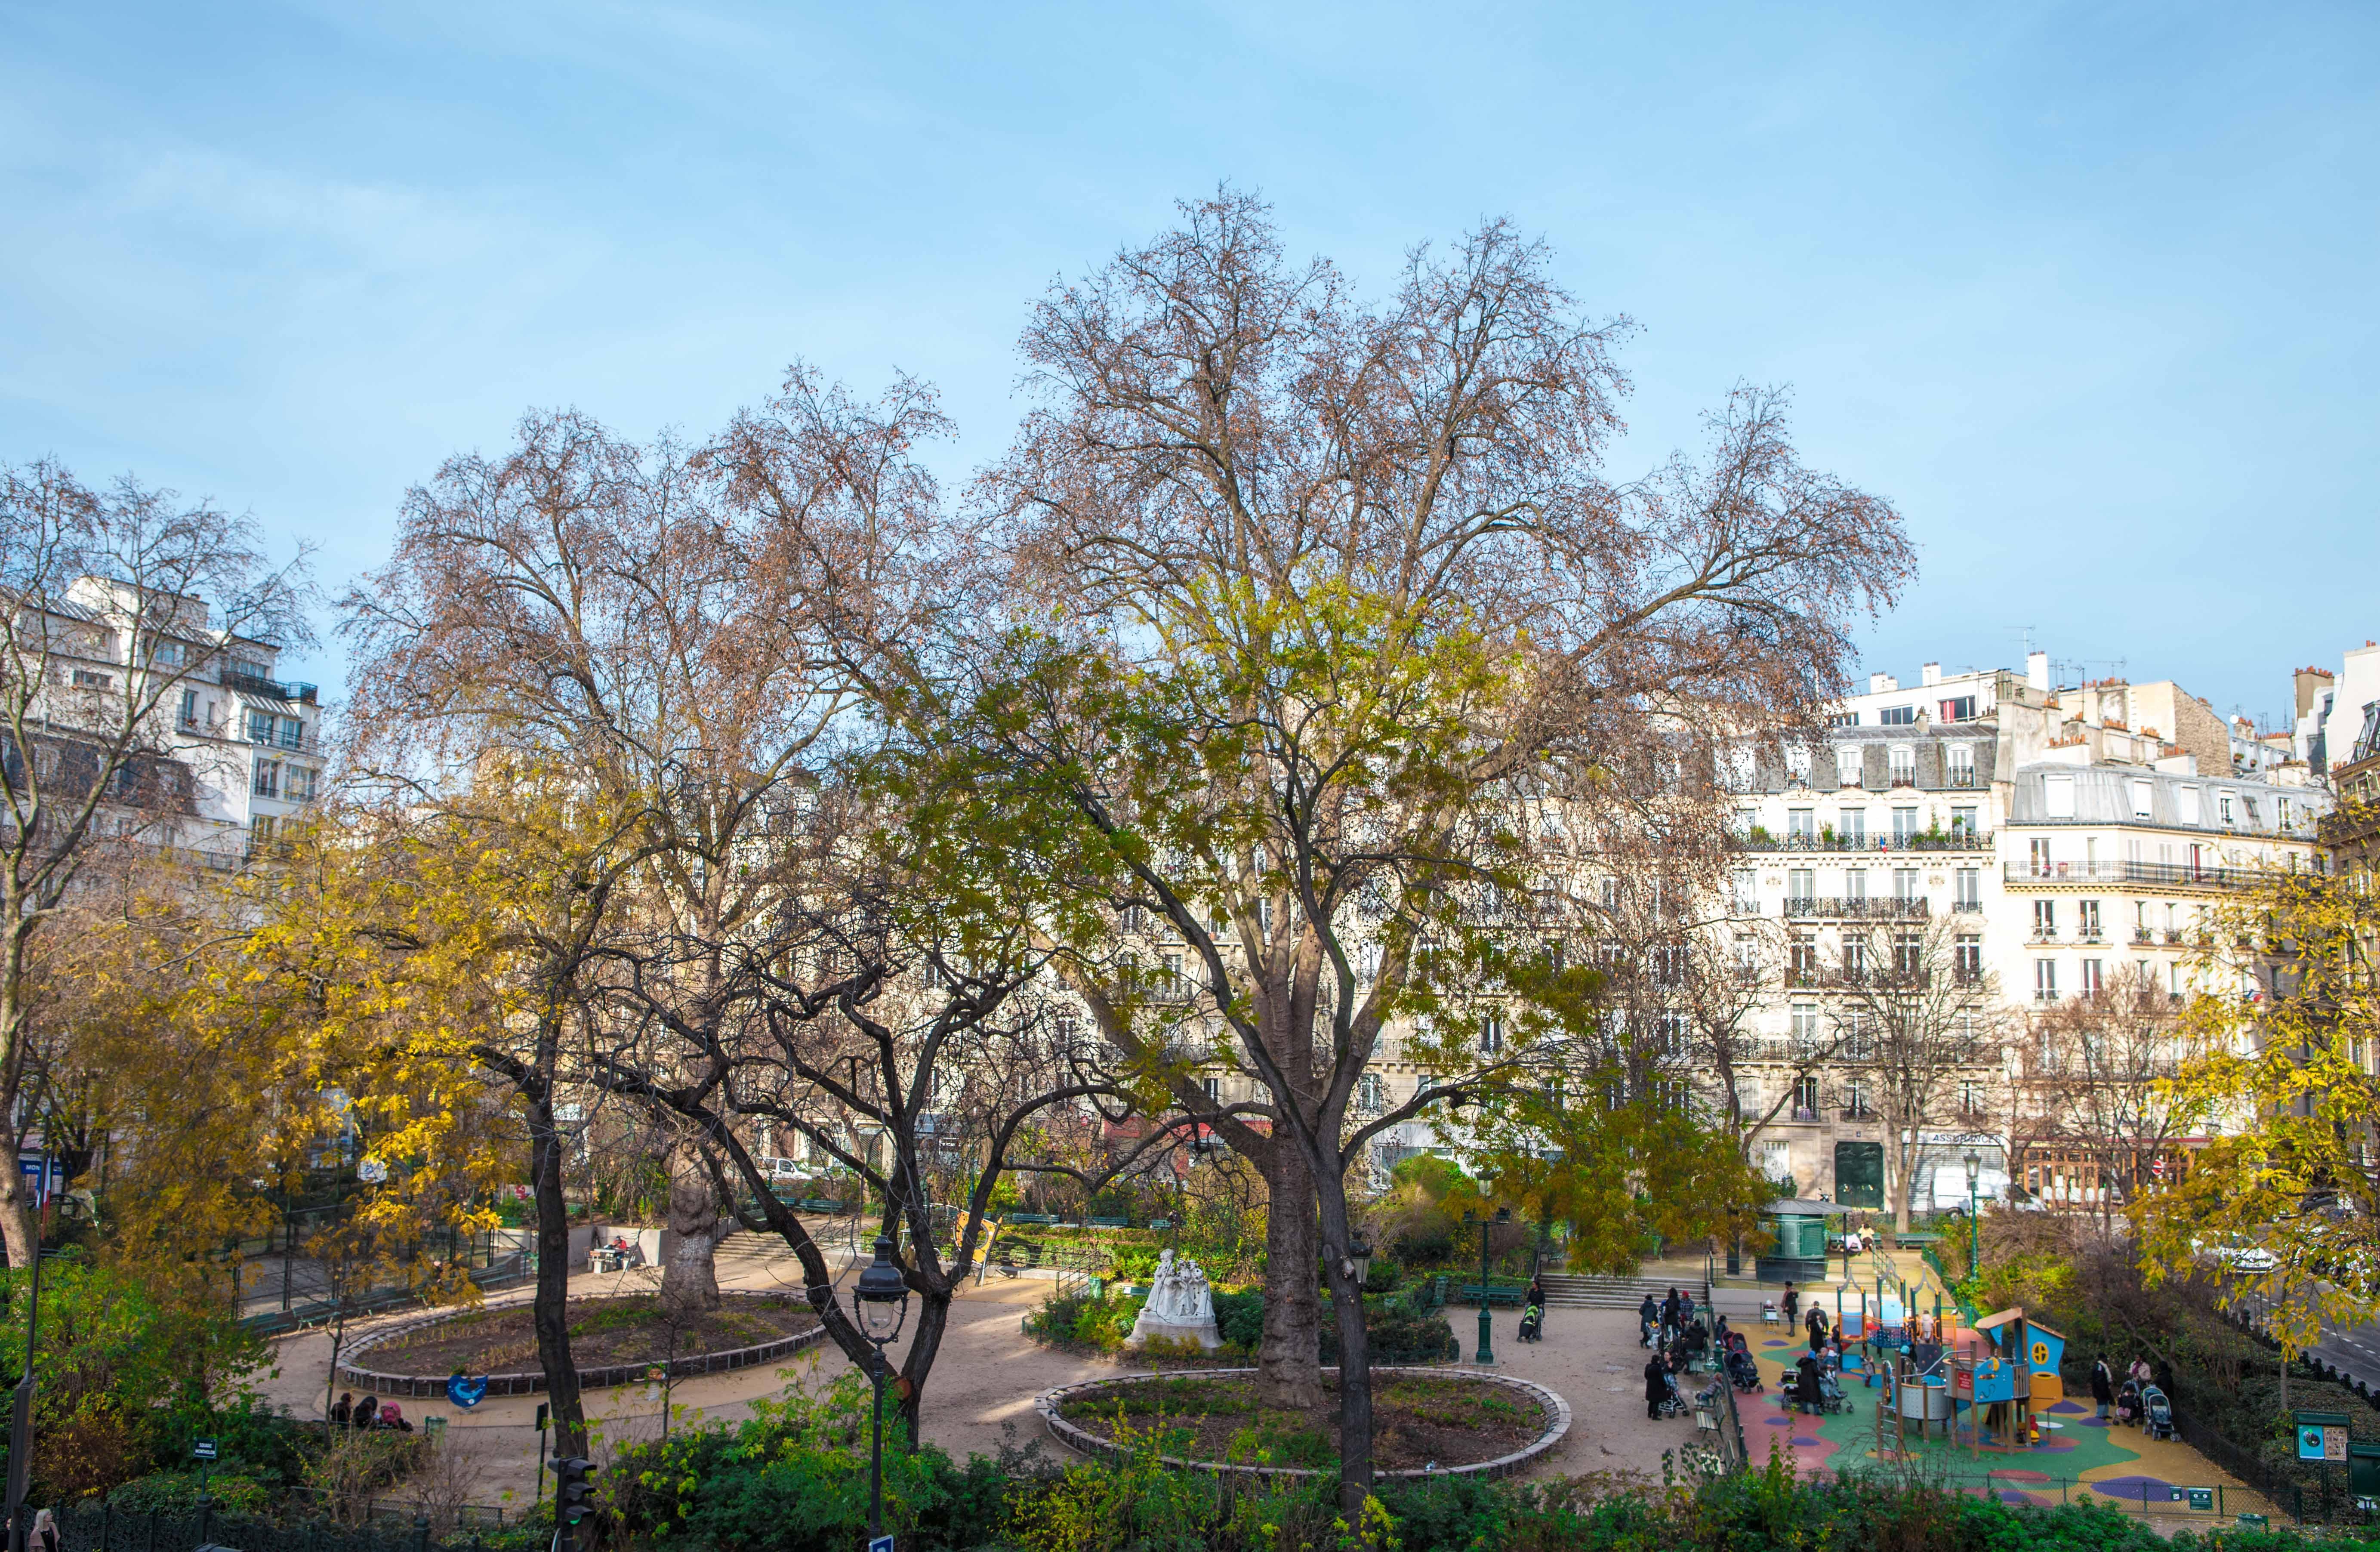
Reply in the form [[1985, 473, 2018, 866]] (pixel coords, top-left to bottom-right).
[[336, 1292, 829, 1398], [1036, 1367, 1569, 1481]]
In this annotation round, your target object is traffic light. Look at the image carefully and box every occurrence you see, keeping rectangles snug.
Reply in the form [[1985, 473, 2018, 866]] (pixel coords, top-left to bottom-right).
[[551, 1456, 597, 1526]]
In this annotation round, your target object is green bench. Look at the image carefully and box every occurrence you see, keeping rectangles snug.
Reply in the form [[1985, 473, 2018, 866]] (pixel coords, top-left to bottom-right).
[[1004, 1212, 1062, 1225], [1456, 1283, 1529, 1308], [1086, 1216, 1131, 1228]]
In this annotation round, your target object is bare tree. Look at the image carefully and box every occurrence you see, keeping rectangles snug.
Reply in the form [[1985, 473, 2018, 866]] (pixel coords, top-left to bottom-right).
[[1823, 914, 2009, 1231], [2016, 966, 2211, 1228], [963, 189, 1913, 1509], [0, 460, 310, 1264]]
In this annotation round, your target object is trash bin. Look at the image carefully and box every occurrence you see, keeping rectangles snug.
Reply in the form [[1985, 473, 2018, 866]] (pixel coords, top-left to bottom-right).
[[423, 1416, 447, 1442]]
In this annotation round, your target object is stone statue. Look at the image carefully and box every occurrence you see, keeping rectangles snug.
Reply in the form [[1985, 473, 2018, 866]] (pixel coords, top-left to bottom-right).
[[1129, 1248, 1222, 1351]]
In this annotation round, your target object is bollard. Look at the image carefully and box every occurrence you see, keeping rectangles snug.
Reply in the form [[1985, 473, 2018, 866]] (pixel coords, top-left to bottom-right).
[[413, 1512, 431, 1552]]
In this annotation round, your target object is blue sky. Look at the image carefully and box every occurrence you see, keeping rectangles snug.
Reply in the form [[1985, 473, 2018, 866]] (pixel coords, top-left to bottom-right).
[[4, 2, 2374, 724]]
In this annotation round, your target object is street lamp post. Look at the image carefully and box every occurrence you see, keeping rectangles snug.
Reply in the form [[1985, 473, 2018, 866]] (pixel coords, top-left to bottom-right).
[[1963, 1151, 1982, 1282], [852, 1235, 911, 1548], [1464, 1208, 1511, 1364]]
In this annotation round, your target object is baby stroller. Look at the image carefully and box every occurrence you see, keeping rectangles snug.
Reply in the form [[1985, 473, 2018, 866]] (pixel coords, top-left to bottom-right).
[[1725, 1344, 1765, 1394], [1656, 1369, 1689, 1419], [1517, 1301, 1545, 1343], [2141, 1385, 2175, 1441], [1816, 1368, 1853, 1415]]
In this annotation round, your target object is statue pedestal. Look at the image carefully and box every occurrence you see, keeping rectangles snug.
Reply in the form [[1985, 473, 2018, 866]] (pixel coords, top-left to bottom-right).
[[1128, 1308, 1224, 1351]]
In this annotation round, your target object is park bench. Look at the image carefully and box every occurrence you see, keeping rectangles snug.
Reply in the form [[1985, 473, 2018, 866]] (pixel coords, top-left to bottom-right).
[[1456, 1283, 1528, 1308], [1406, 1274, 1449, 1314], [1004, 1212, 1062, 1225], [1085, 1216, 1131, 1228]]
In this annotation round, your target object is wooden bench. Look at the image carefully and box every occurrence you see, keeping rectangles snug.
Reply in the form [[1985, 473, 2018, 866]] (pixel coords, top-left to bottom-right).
[[1456, 1283, 1529, 1308]]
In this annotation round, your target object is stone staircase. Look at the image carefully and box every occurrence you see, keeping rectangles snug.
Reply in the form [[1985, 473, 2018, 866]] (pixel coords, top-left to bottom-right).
[[713, 1226, 860, 1279], [1535, 1272, 1708, 1310]]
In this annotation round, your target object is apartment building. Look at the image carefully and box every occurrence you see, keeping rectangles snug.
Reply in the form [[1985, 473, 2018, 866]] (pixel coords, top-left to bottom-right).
[[1717, 651, 2328, 1214], [21, 577, 325, 865]]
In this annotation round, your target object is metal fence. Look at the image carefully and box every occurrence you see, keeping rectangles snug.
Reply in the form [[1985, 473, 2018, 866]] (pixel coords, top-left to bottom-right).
[[51, 1502, 522, 1552]]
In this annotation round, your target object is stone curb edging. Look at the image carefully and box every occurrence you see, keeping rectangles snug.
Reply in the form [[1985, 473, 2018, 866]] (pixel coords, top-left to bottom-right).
[[336, 1293, 829, 1399], [1035, 1367, 1570, 1482]]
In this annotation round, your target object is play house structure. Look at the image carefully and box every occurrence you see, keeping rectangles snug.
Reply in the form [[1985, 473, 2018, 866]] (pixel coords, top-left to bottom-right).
[[1877, 1305, 2065, 1456]]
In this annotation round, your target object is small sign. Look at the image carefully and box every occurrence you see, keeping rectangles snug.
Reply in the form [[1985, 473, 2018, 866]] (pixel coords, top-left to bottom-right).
[[2297, 1410, 2351, 1463], [868, 1537, 894, 1552], [2187, 1487, 2215, 1512], [2299, 1425, 2327, 1461], [193, 1439, 218, 1462]]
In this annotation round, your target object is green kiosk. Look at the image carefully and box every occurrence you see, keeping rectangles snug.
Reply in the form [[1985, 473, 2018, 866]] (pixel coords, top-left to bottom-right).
[[1757, 1197, 1835, 1284]]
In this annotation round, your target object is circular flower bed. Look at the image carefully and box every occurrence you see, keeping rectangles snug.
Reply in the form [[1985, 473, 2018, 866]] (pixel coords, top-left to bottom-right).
[[1038, 1367, 1568, 1479], [339, 1292, 827, 1398]]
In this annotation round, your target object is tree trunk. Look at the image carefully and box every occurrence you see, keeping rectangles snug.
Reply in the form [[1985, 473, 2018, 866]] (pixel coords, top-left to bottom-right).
[[1256, 1141, 1325, 1412], [660, 1138, 722, 1321], [529, 1089, 587, 1456], [0, 963, 33, 1268], [895, 1285, 949, 1447], [1316, 1166, 1375, 1519], [0, 1167, 32, 1271], [1887, 1126, 1915, 1233]]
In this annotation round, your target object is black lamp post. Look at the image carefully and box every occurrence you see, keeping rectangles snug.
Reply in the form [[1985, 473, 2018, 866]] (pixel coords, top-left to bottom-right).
[[852, 1234, 911, 1546], [1464, 1208, 1511, 1364], [1963, 1151, 1982, 1280]]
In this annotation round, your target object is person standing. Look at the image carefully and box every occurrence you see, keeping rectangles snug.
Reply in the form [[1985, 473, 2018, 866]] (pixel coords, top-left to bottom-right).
[[2130, 1355, 2152, 1389], [1645, 1351, 1672, 1419], [330, 1391, 354, 1429], [1638, 1292, 1660, 1348], [1782, 1280, 1800, 1325], [2090, 1356, 2115, 1421]]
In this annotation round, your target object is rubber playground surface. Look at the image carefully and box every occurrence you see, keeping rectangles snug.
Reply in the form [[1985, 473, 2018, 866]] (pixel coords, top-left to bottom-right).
[[1735, 1329, 2284, 1521]]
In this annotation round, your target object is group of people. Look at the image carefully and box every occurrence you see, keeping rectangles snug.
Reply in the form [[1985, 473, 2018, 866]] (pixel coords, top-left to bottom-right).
[[1639, 1287, 1748, 1418], [1636, 1286, 1699, 1350], [2088, 1354, 2180, 1427], [329, 1391, 416, 1432]]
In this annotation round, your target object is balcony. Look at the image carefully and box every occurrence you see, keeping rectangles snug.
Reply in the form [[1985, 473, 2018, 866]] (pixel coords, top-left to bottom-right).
[[1839, 1106, 1877, 1122], [222, 669, 319, 704], [1947, 768, 1980, 788], [1736, 830, 1992, 855], [1952, 899, 1984, 913], [2004, 860, 2264, 890], [2132, 928, 2155, 944], [1782, 896, 1930, 920]]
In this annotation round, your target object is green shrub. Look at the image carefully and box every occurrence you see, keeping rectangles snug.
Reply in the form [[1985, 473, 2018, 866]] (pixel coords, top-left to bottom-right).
[[1210, 1290, 1264, 1351], [106, 1471, 272, 1514]]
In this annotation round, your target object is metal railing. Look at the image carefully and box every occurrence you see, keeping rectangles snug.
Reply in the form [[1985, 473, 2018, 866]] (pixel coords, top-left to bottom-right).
[[1737, 831, 1993, 854], [2004, 860, 2268, 889], [1782, 897, 1930, 920]]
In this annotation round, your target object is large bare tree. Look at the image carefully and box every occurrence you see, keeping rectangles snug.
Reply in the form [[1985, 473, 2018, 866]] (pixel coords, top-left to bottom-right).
[[0, 460, 309, 1265], [959, 190, 1913, 1509]]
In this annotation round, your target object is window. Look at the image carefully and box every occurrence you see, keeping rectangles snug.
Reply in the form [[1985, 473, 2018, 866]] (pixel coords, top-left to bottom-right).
[[1845, 868, 1868, 902], [1828, 711, 1859, 728], [287, 765, 316, 802], [250, 815, 276, 848], [2034, 960, 2058, 1002], [2171, 962, 2185, 997], [1791, 1003, 1821, 1047], [2130, 778, 2154, 818], [2218, 792, 2237, 825], [2078, 899, 2102, 939], [1843, 1014, 1874, 1061], [1893, 867, 1918, 901], [1788, 808, 1815, 841], [278, 717, 304, 750], [1947, 743, 1976, 785], [1794, 1074, 1820, 1114], [1835, 746, 1863, 787], [1357, 1073, 1383, 1113], [1951, 805, 1978, 837], [1880, 706, 1917, 726], [1653, 944, 1685, 984], [2030, 837, 2053, 878], [1840, 808, 1869, 846], [1202, 1076, 1221, 1105], [1732, 870, 1758, 914], [1789, 934, 1819, 979], [2033, 899, 2057, 940], [1732, 807, 1756, 838], [1785, 744, 1813, 781], [1888, 745, 1917, 784], [1955, 934, 1982, 981], [1892, 806, 1918, 843], [1941, 696, 1978, 723], [72, 669, 111, 689], [246, 709, 274, 744], [1600, 877, 1620, 910], [253, 760, 281, 799], [2278, 796, 2294, 829], [1788, 868, 1815, 902], [1479, 1013, 1505, 1054], [1763, 1137, 1793, 1182], [1733, 933, 1758, 973], [1955, 868, 1981, 910], [1845, 1077, 1872, 1115], [2177, 786, 2201, 824], [1960, 1080, 1982, 1115], [1658, 1012, 1688, 1055], [1893, 930, 1921, 977], [2080, 959, 2104, 1000], [1841, 936, 1868, 978], [2044, 774, 2075, 819], [179, 689, 197, 726]]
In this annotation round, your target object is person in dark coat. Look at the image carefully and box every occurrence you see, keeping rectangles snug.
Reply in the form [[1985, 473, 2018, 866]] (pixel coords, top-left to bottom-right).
[[1639, 1293, 1660, 1348], [1806, 1304, 1830, 1349], [1795, 1351, 1824, 1413], [2089, 1356, 2115, 1421], [1662, 1288, 1682, 1339], [1645, 1351, 1673, 1419], [353, 1395, 379, 1430], [1782, 1281, 1800, 1324], [330, 1392, 354, 1429], [2153, 1358, 2180, 1409]]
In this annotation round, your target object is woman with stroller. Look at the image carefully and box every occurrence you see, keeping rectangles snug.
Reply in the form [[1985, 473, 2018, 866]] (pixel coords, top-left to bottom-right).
[[2114, 1379, 2141, 1428], [1645, 1350, 1674, 1419], [1794, 1350, 1825, 1414], [1517, 1293, 1545, 1343]]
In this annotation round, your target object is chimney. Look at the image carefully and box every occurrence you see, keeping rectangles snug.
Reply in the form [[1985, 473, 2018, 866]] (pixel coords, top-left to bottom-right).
[[2026, 651, 2050, 692], [1921, 662, 1942, 687], [1869, 673, 1899, 694]]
